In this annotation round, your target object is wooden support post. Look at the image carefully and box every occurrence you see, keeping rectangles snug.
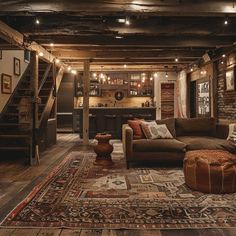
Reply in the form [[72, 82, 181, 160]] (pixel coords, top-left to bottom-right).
[[30, 51, 40, 165], [83, 60, 90, 145]]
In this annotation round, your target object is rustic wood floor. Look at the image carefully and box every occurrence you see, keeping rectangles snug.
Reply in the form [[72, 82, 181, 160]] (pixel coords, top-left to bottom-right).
[[0, 134, 235, 236]]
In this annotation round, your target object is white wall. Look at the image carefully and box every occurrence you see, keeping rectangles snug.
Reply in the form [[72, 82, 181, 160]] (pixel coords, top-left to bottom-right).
[[153, 72, 178, 119], [0, 50, 28, 113]]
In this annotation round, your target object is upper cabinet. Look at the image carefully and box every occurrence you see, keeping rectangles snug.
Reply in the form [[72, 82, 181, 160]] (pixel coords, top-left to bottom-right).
[[129, 73, 154, 97], [74, 72, 154, 97]]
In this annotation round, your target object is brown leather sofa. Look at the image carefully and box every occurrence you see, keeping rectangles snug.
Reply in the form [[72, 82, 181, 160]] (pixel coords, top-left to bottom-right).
[[122, 117, 235, 168]]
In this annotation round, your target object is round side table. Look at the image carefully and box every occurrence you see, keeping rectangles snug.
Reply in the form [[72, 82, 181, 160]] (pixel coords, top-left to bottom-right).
[[93, 133, 114, 166]]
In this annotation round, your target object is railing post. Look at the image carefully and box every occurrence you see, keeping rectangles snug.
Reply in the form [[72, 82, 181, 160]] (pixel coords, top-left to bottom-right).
[[30, 51, 40, 165], [83, 60, 90, 145]]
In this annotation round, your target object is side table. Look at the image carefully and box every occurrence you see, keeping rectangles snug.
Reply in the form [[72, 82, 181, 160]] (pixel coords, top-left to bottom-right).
[[93, 133, 114, 166]]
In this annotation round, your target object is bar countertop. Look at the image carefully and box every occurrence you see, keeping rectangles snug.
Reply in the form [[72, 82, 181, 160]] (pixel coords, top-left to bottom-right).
[[74, 107, 156, 109]]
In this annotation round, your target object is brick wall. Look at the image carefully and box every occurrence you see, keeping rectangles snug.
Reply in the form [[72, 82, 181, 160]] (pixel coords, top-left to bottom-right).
[[217, 52, 236, 123]]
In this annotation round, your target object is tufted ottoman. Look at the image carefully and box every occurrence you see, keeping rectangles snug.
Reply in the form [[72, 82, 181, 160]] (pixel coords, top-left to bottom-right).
[[184, 150, 236, 193]]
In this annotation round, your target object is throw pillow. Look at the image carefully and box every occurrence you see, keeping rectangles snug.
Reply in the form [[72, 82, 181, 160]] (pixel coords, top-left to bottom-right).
[[227, 123, 236, 142], [141, 121, 174, 139], [128, 119, 145, 138]]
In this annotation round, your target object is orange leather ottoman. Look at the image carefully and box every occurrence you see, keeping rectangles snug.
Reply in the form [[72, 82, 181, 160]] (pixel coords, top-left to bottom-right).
[[184, 150, 236, 193]]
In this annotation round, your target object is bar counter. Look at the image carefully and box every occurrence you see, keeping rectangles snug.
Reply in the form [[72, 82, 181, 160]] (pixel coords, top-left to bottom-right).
[[73, 107, 156, 139]]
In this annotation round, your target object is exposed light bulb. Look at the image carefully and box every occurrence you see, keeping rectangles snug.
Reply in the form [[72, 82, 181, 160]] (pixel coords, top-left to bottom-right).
[[115, 35, 123, 39], [222, 54, 226, 58], [124, 64, 127, 68], [55, 59, 60, 64], [150, 77, 153, 81], [221, 61, 224, 64], [35, 19, 40, 25], [118, 18, 125, 23], [125, 18, 130, 25], [175, 58, 179, 62], [224, 20, 228, 25], [165, 72, 168, 78], [93, 72, 97, 77], [190, 68, 193, 72]]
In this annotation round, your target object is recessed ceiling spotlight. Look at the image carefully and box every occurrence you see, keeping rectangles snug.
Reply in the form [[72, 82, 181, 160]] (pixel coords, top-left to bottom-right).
[[39, 52, 44, 57], [50, 43, 54, 47], [35, 19, 40, 25], [55, 59, 60, 64], [190, 68, 193, 72], [115, 35, 123, 39], [175, 58, 179, 62], [118, 18, 126, 23], [124, 64, 127, 68]]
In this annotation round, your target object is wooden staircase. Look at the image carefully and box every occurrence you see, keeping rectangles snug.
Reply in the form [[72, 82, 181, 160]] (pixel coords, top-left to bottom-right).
[[0, 59, 64, 163]]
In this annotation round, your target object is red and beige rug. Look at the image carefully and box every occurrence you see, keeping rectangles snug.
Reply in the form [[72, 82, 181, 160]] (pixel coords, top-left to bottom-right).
[[1, 144, 236, 229]]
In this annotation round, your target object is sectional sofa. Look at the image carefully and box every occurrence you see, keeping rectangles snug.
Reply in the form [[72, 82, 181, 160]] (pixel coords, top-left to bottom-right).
[[122, 117, 236, 168]]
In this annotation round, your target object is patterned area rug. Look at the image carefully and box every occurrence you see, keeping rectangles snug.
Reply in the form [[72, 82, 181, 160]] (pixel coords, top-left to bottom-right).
[[1, 143, 236, 229]]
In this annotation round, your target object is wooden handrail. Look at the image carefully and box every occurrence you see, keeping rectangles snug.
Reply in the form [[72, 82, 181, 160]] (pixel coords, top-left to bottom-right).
[[38, 63, 52, 92]]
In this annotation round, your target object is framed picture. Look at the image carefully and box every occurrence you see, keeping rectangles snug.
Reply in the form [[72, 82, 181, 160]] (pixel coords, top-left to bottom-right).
[[0, 50, 2, 60], [14, 57, 21, 76], [1, 74, 12, 94], [225, 67, 235, 91]]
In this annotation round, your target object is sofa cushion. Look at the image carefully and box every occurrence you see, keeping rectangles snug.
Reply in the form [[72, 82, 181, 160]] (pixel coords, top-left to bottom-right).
[[177, 136, 236, 153], [128, 119, 145, 139], [133, 139, 186, 152], [175, 118, 216, 137], [156, 118, 176, 137]]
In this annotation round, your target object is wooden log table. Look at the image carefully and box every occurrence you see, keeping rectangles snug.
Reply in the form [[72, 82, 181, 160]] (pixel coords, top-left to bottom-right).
[[93, 133, 114, 166]]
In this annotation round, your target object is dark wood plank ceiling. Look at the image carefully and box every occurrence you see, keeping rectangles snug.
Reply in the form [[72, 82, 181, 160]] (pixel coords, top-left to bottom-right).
[[0, 0, 236, 71]]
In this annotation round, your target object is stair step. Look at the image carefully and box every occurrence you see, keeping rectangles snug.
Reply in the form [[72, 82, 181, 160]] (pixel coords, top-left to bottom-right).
[[0, 134, 29, 138], [0, 147, 29, 150]]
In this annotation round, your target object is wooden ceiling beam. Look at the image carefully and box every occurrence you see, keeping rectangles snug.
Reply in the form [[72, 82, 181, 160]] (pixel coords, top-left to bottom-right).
[[52, 50, 203, 59], [0, 1, 236, 16], [30, 35, 235, 48]]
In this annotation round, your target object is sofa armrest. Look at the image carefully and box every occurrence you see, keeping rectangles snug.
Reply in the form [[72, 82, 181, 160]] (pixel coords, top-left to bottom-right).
[[215, 124, 229, 139], [122, 124, 133, 161]]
